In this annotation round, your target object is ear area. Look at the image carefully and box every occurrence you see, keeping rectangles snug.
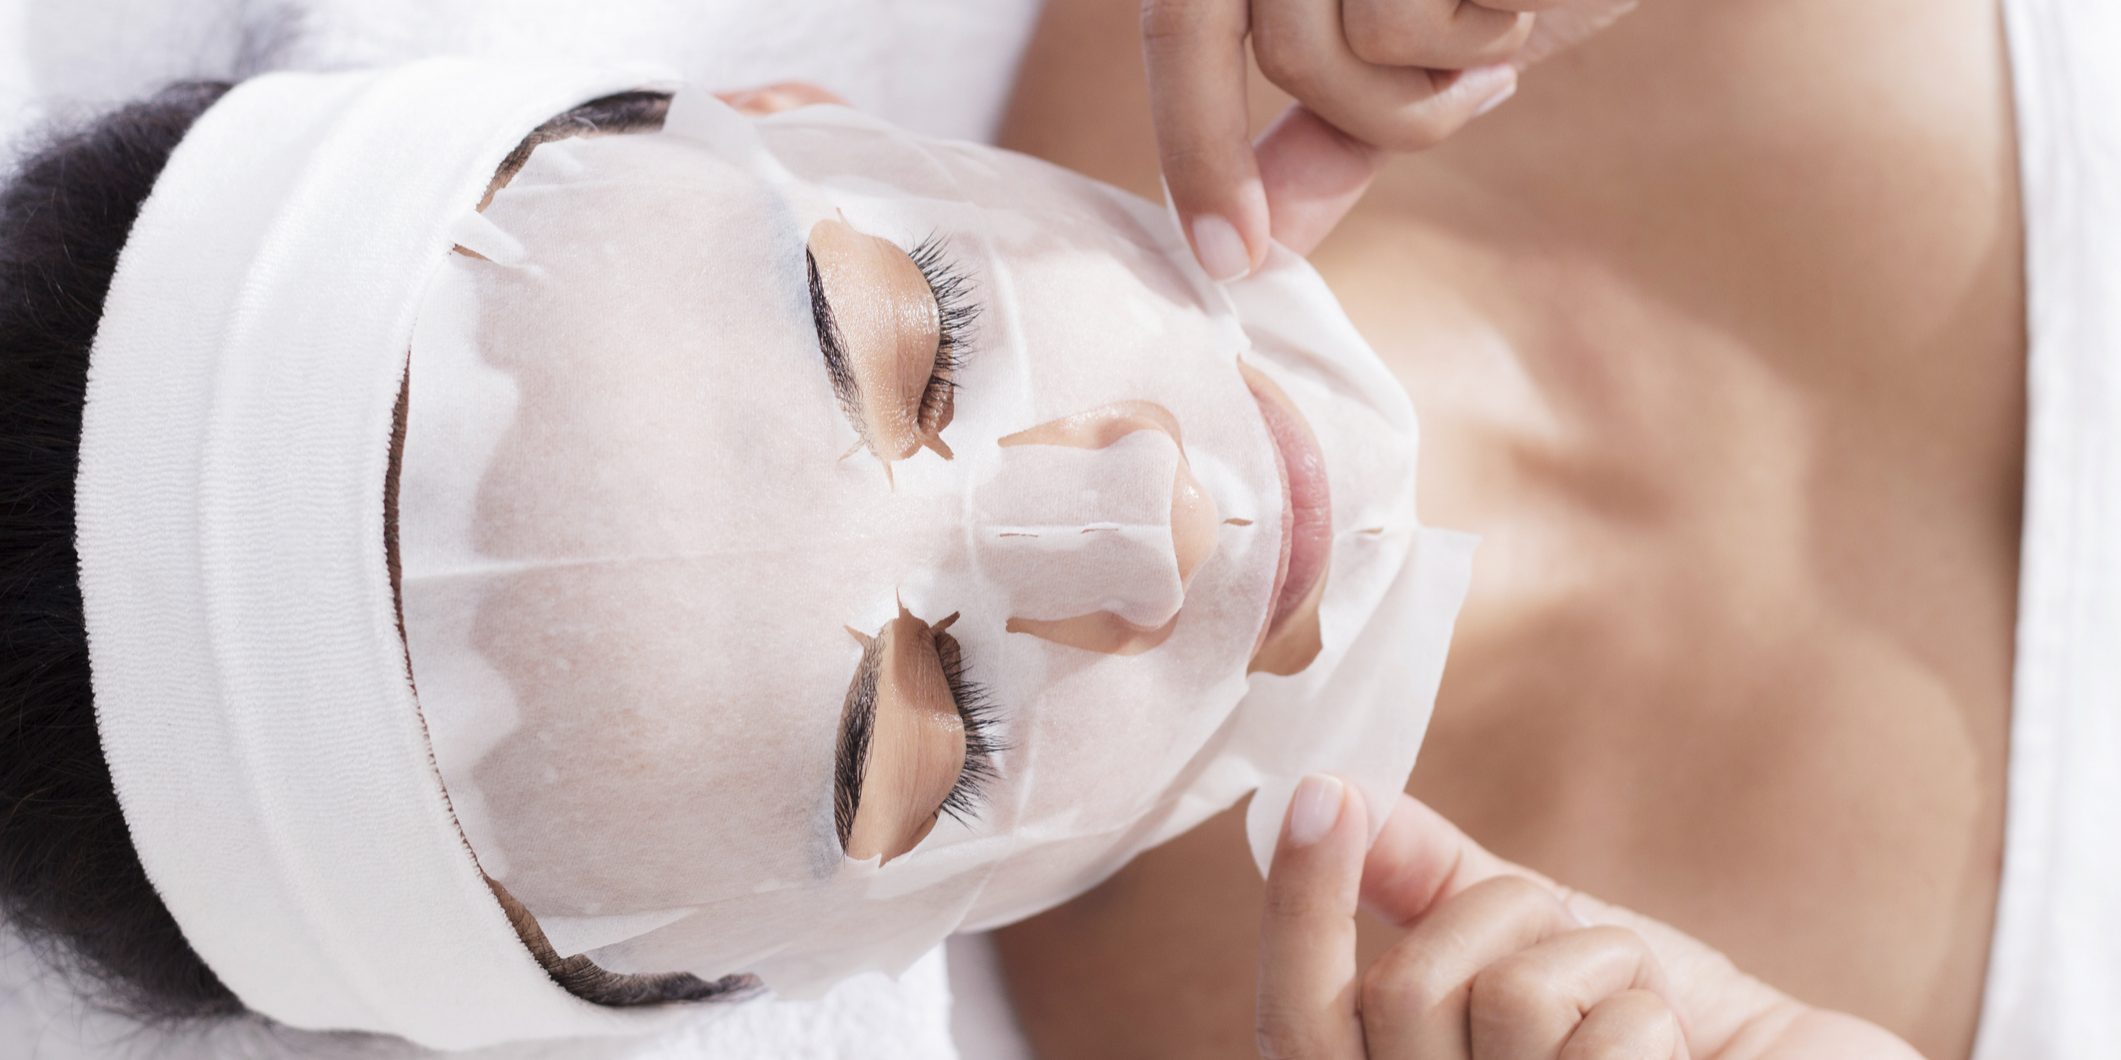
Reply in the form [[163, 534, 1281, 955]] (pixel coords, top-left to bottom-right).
[[715, 81, 851, 117]]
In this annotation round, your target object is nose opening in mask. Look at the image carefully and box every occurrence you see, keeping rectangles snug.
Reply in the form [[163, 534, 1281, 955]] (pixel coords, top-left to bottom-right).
[[973, 409, 1222, 653]]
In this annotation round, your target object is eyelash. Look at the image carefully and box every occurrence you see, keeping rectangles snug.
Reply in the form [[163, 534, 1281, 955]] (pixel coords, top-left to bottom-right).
[[809, 232, 995, 856], [906, 234, 979, 435], [833, 648, 880, 849], [935, 646, 1001, 826], [806, 250, 860, 428], [830, 635, 1005, 850]]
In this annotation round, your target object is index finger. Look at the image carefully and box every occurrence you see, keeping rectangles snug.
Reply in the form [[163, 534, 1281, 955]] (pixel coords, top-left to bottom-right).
[[1141, 0, 1269, 281], [1256, 775, 1369, 1059]]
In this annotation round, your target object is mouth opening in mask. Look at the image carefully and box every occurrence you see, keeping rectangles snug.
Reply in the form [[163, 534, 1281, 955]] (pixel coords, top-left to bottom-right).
[[1241, 361, 1330, 676]]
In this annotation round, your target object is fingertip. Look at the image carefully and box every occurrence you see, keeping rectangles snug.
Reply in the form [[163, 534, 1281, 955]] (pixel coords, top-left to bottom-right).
[[1285, 773, 1346, 847], [1180, 175, 1269, 281], [1189, 211, 1253, 282], [1269, 773, 1370, 892], [1456, 62, 1520, 114], [1474, 73, 1519, 116]]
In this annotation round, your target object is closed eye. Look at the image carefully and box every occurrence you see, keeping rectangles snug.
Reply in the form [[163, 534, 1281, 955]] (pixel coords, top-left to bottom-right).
[[904, 234, 977, 441], [833, 606, 1000, 864], [804, 220, 978, 477]]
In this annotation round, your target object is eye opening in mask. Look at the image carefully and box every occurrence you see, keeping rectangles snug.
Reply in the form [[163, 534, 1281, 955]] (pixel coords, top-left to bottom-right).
[[832, 607, 1001, 864], [804, 228, 980, 477]]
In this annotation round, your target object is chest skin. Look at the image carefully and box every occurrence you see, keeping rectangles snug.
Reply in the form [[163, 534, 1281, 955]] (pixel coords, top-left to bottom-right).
[[989, 2, 2025, 1058]]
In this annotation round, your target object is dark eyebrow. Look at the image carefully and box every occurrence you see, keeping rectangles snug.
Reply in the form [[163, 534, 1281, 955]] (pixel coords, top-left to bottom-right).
[[805, 249, 861, 425], [832, 634, 883, 849]]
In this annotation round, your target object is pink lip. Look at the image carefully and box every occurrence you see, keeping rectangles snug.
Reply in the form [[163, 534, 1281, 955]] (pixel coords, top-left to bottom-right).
[[1240, 364, 1331, 646]]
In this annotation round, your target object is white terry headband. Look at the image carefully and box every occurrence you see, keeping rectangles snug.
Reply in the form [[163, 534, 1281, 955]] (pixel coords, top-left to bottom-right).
[[74, 59, 688, 1047]]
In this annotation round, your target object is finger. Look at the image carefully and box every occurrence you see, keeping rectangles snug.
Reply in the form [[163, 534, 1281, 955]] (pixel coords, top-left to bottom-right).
[[1359, 875, 1578, 1058], [1256, 775, 1370, 1060], [1358, 795, 1537, 926], [1560, 989, 1690, 1060], [1252, 0, 1518, 152], [1512, 0, 1639, 70], [1475, 0, 1572, 11], [1468, 926, 1674, 1058], [1141, 0, 1269, 280], [1360, 796, 1784, 1054], [1252, 103, 1382, 254], [1340, 0, 1533, 70]]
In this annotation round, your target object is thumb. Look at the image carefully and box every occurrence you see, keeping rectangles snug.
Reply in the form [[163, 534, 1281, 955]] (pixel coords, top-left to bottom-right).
[[1251, 104, 1383, 257], [1251, 61, 1516, 256], [1358, 795, 1795, 1055]]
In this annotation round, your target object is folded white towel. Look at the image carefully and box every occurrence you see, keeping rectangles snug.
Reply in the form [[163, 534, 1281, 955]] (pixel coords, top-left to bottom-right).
[[2, 0, 1041, 168], [2, 927, 957, 1059]]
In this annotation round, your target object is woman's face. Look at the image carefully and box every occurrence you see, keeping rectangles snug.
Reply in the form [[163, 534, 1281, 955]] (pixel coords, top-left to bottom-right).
[[395, 92, 1440, 990]]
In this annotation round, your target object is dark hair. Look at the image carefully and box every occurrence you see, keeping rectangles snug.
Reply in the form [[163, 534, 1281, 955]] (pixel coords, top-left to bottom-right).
[[0, 80, 247, 1023], [0, 80, 737, 1027]]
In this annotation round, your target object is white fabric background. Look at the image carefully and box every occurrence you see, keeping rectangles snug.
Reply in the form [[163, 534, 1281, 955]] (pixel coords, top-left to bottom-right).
[[0, 934, 969, 1060], [0, 0, 1042, 170], [0, 2, 1043, 1057], [1972, 1, 2121, 1056]]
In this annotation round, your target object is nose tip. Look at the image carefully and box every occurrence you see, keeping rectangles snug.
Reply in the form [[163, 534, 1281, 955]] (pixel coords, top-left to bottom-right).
[[1171, 457, 1220, 589]]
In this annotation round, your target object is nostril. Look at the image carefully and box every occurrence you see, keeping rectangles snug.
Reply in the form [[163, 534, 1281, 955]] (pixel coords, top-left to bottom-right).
[[1171, 458, 1220, 589]]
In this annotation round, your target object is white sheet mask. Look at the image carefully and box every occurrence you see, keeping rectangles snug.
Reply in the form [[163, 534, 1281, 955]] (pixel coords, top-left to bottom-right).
[[397, 88, 1474, 995]]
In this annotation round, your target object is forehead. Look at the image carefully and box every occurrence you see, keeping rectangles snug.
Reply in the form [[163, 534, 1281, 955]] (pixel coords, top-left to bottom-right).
[[405, 135, 898, 912]]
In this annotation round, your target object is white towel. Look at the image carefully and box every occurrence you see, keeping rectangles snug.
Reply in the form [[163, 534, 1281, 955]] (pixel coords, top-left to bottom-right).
[[1, 0, 1041, 170], [0, 3, 1044, 1057], [1, 927, 958, 1060]]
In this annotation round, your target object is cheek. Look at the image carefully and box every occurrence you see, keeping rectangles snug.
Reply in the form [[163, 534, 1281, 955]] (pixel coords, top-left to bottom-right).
[[417, 560, 849, 915], [1007, 242, 1225, 401]]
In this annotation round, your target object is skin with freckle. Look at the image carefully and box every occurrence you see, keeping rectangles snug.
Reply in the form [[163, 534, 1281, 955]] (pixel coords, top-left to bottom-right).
[[806, 218, 951, 464], [842, 608, 966, 864]]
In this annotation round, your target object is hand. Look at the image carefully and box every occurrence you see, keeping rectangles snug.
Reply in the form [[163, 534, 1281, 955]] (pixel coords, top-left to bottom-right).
[[1257, 777, 1922, 1058], [1141, 0, 1635, 275]]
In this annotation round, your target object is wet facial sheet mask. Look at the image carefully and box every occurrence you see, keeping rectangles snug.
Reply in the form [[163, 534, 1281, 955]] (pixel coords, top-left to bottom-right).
[[397, 88, 1474, 993]]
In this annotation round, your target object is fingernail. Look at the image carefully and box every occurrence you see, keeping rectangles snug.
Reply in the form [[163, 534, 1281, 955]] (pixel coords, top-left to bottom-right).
[[1474, 79, 1518, 118], [1456, 63, 1519, 119], [1189, 213, 1251, 282], [1288, 774, 1344, 846]]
